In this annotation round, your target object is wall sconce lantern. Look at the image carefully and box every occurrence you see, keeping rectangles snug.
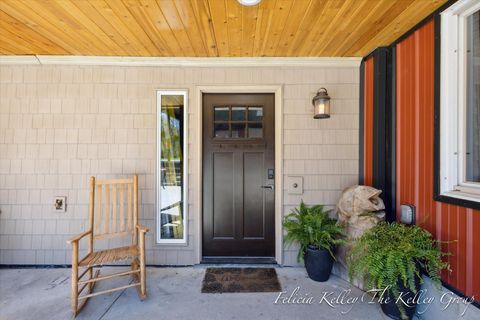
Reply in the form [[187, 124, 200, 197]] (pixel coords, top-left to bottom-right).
[[312, 88, 331, 119]]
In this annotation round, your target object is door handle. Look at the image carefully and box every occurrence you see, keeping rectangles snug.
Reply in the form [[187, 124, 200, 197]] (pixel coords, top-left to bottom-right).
[[261, 184, 274, 190]]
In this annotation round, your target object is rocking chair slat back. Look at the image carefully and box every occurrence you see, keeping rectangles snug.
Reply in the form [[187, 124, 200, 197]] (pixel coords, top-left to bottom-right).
[[112, 184, 117, 232], [88, 177, 95, 253], [133, 177, 138, 243], [127, 183, 133, 234], [94, 184, 102, 235], [91, 177, 138, 242], [119, 184, 125, 232], [104, 185, 110, 234]]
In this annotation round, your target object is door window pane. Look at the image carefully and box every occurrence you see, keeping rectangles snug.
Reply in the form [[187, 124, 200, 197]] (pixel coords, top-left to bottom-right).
[[248, 107, 263, 121], [214, 107, 229, 121], [231, 123, 246, 138], [232, 106, 246, 121], [466, 10, 480, 183], [248, 123, 263, 138], [214, 123, 230, 138], [159, 93, 185, 242]]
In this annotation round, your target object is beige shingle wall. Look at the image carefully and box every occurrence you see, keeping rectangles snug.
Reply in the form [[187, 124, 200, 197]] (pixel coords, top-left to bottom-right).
[[0, 65, 358, 266]]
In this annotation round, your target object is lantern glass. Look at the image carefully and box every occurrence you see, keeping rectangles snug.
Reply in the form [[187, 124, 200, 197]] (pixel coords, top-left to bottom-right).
[[312, 88, 331, 119]]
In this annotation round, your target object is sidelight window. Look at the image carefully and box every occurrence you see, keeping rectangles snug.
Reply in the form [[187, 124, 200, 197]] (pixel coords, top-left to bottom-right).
[[156, 90, 188, 244]]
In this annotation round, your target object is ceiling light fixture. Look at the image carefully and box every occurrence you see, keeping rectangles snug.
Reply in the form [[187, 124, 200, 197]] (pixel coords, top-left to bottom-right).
[[237, 0, 262, 6]]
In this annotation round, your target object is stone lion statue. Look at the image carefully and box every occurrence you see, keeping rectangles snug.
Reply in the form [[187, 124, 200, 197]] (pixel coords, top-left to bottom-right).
[[333, 185, 386, 288]]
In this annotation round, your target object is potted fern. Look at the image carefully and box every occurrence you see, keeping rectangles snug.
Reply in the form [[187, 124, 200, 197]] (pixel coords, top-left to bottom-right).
[[348, 222, 450, 320], [283, 201, 345, 282]]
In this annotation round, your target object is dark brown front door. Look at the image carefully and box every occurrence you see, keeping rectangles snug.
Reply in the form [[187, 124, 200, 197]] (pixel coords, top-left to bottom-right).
[[202, 93, 275, 257]]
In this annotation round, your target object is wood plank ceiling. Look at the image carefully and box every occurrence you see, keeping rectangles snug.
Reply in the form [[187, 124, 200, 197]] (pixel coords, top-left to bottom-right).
[[0, 0, 448, 57]]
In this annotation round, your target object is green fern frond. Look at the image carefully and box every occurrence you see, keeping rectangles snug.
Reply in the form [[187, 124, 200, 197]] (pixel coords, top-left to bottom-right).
[[348, 222, 451, 319], [283, 200, 345, 262]]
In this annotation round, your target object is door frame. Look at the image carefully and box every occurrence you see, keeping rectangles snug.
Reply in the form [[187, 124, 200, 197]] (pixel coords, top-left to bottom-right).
[[194, 85, 283, 264]]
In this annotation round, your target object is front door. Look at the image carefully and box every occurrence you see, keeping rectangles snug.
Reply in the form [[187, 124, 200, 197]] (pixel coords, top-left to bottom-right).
[[202, 93, 275, 257]]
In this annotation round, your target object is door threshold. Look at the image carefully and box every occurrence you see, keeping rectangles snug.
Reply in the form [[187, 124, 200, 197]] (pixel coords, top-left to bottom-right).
[[201, 257, 277, 265]]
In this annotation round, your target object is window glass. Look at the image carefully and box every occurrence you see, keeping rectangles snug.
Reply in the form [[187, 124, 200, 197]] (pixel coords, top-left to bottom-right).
[[248, 107, 263, 121], [214, 107, 229, 121], [466, 10, 480, 183], [232, 106, 246, 121], [248, 123, 263, 138], [159, 93, 185, 242], [232, 123, 246, 138], [214, 123, 230, 138]]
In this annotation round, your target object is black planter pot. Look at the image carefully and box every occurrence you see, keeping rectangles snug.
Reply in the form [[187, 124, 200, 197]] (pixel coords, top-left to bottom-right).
[[303, 245, 334, 282], [380, 273, 422, 320]]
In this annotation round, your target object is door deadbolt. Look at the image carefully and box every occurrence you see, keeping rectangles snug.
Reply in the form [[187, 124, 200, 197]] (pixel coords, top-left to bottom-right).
[[267, 169, 274, 179]]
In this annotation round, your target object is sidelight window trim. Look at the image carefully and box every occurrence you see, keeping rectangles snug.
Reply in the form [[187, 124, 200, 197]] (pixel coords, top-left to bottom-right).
[[156, 90, 188, 244], [439, 0, 480, 203]]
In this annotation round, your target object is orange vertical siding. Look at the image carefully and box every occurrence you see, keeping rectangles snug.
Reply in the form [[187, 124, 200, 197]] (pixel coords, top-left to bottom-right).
[[363, 57, 374, 186], [395, 19, 480, 300]]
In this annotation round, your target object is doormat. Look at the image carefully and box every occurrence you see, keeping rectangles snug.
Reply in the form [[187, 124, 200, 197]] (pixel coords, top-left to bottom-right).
[[201, 267, 281, 293]]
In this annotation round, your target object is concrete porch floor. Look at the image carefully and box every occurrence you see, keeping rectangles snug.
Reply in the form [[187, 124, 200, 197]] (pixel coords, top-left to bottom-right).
[[0, 266, 388, 320]]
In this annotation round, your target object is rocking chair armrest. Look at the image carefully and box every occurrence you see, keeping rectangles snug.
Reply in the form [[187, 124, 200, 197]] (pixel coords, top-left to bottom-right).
[[66, 230, 92, 244], [136, 224, 149, 233]]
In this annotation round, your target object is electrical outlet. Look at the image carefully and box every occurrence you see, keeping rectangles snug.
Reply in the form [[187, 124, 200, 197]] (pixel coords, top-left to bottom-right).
[[54, 196, 67, 212], [287, 176, 303, 195], [400, 204, 415, 225]]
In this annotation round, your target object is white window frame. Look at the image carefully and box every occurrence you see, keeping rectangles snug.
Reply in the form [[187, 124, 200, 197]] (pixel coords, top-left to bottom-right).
[[440, 0, 480, 202], [156, 90, 188, 244]]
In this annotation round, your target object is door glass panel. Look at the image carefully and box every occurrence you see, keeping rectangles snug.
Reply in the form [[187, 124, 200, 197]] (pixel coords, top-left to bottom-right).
[[214, 123, 230, 138], [231, 123, 246, 138], [159, 93, 185, 242], [212, 106, 265, 139], [248, 107, 263, 121], [232, 106, 246, 121], [466, 10, 480, 183], [214, 107, 229, 121], [248, 123, 263, 138]]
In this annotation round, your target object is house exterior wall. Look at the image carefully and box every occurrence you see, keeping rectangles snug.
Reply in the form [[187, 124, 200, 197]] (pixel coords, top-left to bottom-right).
[[0, 64, 359, 266], [395, 19, 480, 302], [360, 17, 480, 302]]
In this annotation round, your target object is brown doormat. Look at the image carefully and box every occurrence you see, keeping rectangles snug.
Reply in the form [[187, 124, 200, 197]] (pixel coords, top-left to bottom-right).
[[201, 267, 281, 293]]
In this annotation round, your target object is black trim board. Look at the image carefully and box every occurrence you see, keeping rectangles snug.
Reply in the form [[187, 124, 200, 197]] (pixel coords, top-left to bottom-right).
[[358, 47, 396, 221], [390, 46, 397, 220], [359, 61, 365, 185], [371, 47, 396, 222], [432, 10, 480, 211]]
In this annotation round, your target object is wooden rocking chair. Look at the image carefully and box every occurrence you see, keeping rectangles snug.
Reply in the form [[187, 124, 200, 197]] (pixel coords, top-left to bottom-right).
[[67, 176, 149, 316]]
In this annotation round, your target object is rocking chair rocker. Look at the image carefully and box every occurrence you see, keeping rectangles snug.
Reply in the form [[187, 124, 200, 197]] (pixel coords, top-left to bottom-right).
[[67, 175, 149, 316]]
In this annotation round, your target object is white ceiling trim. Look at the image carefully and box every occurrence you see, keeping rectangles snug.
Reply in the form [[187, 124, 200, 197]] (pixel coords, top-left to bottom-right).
[[0, 55, 40, 64], [0, 55, 361, 68]]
